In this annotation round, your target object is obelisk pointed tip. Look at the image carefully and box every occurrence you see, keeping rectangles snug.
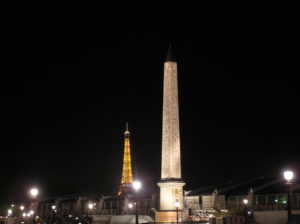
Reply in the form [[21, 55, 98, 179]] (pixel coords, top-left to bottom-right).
[[165, 44, 176, 62], [125, 122, 130, 136]]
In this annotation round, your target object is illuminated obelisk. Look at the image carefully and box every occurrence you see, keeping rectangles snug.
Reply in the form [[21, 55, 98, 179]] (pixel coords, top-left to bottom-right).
[[156, 45, 185, 222]]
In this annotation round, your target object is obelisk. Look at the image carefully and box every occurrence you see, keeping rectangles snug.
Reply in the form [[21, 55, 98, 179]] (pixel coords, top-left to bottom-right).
[[156, 45, 185, 222]]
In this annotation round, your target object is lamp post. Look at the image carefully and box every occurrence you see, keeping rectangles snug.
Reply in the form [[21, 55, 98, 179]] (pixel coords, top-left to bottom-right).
[[88, 202, 94, 224], [243, 199, 248, 223], [7, 209, 12, 217], [19, 206, 25, 221], [29, 187, 39, 224], [51, 205, 56, 224], [284, 170, 294, 224], [174, 201, 180, 224], [128, 203, 133, 215], [132, 181, 142, 224]]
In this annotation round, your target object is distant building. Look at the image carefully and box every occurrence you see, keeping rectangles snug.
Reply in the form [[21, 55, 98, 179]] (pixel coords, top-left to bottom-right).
[[185, 176, 300, 213]]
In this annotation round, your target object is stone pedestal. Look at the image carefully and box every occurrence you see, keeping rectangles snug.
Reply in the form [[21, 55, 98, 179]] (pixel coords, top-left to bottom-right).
[[158, 180, 185, 211]]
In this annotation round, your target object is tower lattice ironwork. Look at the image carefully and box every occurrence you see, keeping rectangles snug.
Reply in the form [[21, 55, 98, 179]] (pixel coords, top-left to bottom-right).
[[118, 123, 133, 195]]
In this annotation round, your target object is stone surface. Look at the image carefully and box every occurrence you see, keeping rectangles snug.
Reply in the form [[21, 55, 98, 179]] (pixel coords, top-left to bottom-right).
[[161, 61, 181, 179], [110, 215, 154, 224], [158, 55, 185, 220], [155, 211, 183, 223], [158, 181, 185, 210]]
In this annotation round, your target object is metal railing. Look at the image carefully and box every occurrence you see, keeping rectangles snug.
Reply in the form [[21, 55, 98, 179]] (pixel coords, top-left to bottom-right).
[[227, 193, 300, 211]]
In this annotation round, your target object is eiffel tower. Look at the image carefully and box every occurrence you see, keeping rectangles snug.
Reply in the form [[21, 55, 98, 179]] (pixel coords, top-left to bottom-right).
[[118, 123, 133, 195]]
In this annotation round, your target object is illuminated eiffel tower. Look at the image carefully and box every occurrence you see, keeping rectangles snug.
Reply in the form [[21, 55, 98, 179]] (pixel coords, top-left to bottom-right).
[[118, 123, 133, 195]]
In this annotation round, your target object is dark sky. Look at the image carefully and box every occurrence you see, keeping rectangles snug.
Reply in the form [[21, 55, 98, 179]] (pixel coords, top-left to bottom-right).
[[1, 11, 300, 203]]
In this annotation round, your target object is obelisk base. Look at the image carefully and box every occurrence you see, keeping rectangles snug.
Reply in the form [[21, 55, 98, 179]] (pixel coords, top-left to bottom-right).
[[157, 180, 185, 210], [155, 211, 183, 223]]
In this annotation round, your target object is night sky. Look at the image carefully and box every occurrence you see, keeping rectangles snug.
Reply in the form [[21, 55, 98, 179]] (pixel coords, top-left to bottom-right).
[[2, 11, 300, 203]]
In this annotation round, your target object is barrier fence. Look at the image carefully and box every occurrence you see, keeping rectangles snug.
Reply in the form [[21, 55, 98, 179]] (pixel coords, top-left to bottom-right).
[[228, 193, 300, 211]]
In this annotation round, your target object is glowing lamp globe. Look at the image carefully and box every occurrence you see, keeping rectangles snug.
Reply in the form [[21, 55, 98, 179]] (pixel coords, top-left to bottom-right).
[[88, 203, 94, 210], [284, 171, 294, 183], [30, 188, 39, 198], [133, 181, 142, 191]]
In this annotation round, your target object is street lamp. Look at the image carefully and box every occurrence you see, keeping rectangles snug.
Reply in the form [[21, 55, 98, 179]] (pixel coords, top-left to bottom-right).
[[30, 188, 39, 199], [19, 205, 25, 219], [174, 201, 180, 224], [128, 203, 133, 215], [243, 199, 249, 223], [51, 205, 56, 224], [133, 181, 142, 191], [132, 181, 142, 224], [88, 202, 94, 224], [29, 187, 39, 224], [7, 209, 12, 217], [88, 203, 94, 210], [284, 170, 294, 224]]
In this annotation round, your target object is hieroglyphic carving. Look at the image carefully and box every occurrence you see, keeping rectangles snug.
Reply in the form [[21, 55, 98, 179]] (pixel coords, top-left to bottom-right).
[[161, 62, 181, 179], [157, 50, 186, 220]]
